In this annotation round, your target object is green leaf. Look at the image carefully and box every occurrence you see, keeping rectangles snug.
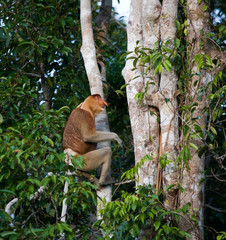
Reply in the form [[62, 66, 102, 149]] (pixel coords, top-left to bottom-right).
[[0, 231, 18, 237], [176, 20, 181, 31], [0, 114, 3, 124], [33, 179, 41, 187], [57, 223, 64, 233], [41, 177, 50, 187], [195, 54, 204, 70], [132, 202, 136, 211], [0, 189, 16, 196], [174, 38, 180, 48], [7, 127, 21, 134], [204, 54, 212, 67], [149, 135, 153, 142], [219, 25, 225, 32], [148, 211, 154, 219], [57, 106, 70, 113], [154, 64, 161, 75], [133, 58, 138, 68], [120, 83, 129, 90], [210, 126, 217, 135], [153, 220, 161, 231], [140, 213, 145, 224], [61, 222, 72, 232], [203, 5, 208, 11], [164, 98, 170, 103], [163, 59, 172, 72], [189, 142, 198, 150], [120, 51, 133, 60], [39, 43, 49, 49], [145, 65, 150, 74], [62, 46, 73, 56], [18, 41, 34, 47], [165, 184, 176, 192], [115, 90, 124, 96], [47, 138, 54, 147], [52, 175, 57, 184], [163, 225, 170, 234], [158, 64, 162, 73]]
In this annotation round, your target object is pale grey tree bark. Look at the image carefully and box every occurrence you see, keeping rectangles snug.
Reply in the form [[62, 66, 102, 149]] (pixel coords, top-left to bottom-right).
[[122, 0, 211, 239], [80, 0, 112, 223], [122, 0, 160, 187], [122, 0, 179, 204]]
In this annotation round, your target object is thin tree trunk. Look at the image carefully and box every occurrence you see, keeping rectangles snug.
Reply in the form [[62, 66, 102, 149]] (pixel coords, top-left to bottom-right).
[[61, 0, 113, 230], [95, 0, 112, 81], [40, 62, 50, 111], [80, 0, 113, 237]]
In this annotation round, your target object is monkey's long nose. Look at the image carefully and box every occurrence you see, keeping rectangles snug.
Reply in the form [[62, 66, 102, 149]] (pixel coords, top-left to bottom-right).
[[103, 100, 108, 107]]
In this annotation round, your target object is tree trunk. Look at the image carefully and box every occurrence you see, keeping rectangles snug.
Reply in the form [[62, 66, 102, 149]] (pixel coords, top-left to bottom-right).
[[179, 1, 212, 239], [122, 0, 160, 187], [80, 0, 112, 236], [40, 62, 50, 111], [123, 0, 209, 239], [123, 0, 179, 202]]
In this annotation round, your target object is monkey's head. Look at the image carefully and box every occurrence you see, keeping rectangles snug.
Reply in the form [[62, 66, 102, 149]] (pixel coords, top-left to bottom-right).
[[82, 94, 108, 117]]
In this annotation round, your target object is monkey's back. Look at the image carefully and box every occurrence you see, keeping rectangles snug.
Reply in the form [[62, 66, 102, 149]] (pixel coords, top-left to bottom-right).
[[63, 108, 97, 154]]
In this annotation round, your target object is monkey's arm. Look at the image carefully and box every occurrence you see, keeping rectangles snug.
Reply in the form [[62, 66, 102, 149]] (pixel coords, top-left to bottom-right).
[[83, 131, 122, 147]]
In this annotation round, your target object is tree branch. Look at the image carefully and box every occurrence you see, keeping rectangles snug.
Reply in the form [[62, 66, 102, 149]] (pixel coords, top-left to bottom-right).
[[205, 204, 226, 213]]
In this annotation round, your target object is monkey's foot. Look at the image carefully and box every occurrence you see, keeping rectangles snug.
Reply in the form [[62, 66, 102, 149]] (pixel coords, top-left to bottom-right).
[[99, 176, 115, 186]]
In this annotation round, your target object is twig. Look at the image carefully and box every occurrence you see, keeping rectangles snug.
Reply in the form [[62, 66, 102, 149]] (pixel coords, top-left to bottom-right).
[[211, 168, 226, 182], [213, 153, 226, 171], [50, 194, 58, 223], [30, 172, 54, 200], [5, 198, 18, 216], [11, 68, 41, 78], [114, 179, 133, 185], [205, 204, 226, 213], [113, 179, 134, 197], [22, 210, 39, 227], [20, 72, 41, 78], [112, 17, 127, 31]]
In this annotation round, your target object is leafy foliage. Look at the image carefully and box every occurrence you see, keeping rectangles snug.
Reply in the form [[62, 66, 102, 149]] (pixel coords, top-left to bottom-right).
[[0, 0, 131, 238], [0, 80, 97, 238], [115, 3, 226, 237], [0, 0, 90, 109], [0, 0, 225, 239], [96, 185, 191, 240]]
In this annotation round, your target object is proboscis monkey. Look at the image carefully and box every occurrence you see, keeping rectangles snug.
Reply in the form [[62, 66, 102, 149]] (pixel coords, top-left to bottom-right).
[[63, 94, 122, 186]]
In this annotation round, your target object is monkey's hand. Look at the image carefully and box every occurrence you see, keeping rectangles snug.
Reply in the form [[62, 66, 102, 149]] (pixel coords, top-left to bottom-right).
[[114, 133, 123, 147], [84, 131, 122, 146]]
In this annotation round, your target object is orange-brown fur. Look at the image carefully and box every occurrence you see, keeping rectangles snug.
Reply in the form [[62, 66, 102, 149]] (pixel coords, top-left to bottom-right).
[[63, 107, 97, 154], [62, 94, 122, 185]]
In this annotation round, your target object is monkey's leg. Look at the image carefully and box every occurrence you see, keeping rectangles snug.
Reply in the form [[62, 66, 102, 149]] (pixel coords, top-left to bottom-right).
[[82, 147, 112, 185]]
